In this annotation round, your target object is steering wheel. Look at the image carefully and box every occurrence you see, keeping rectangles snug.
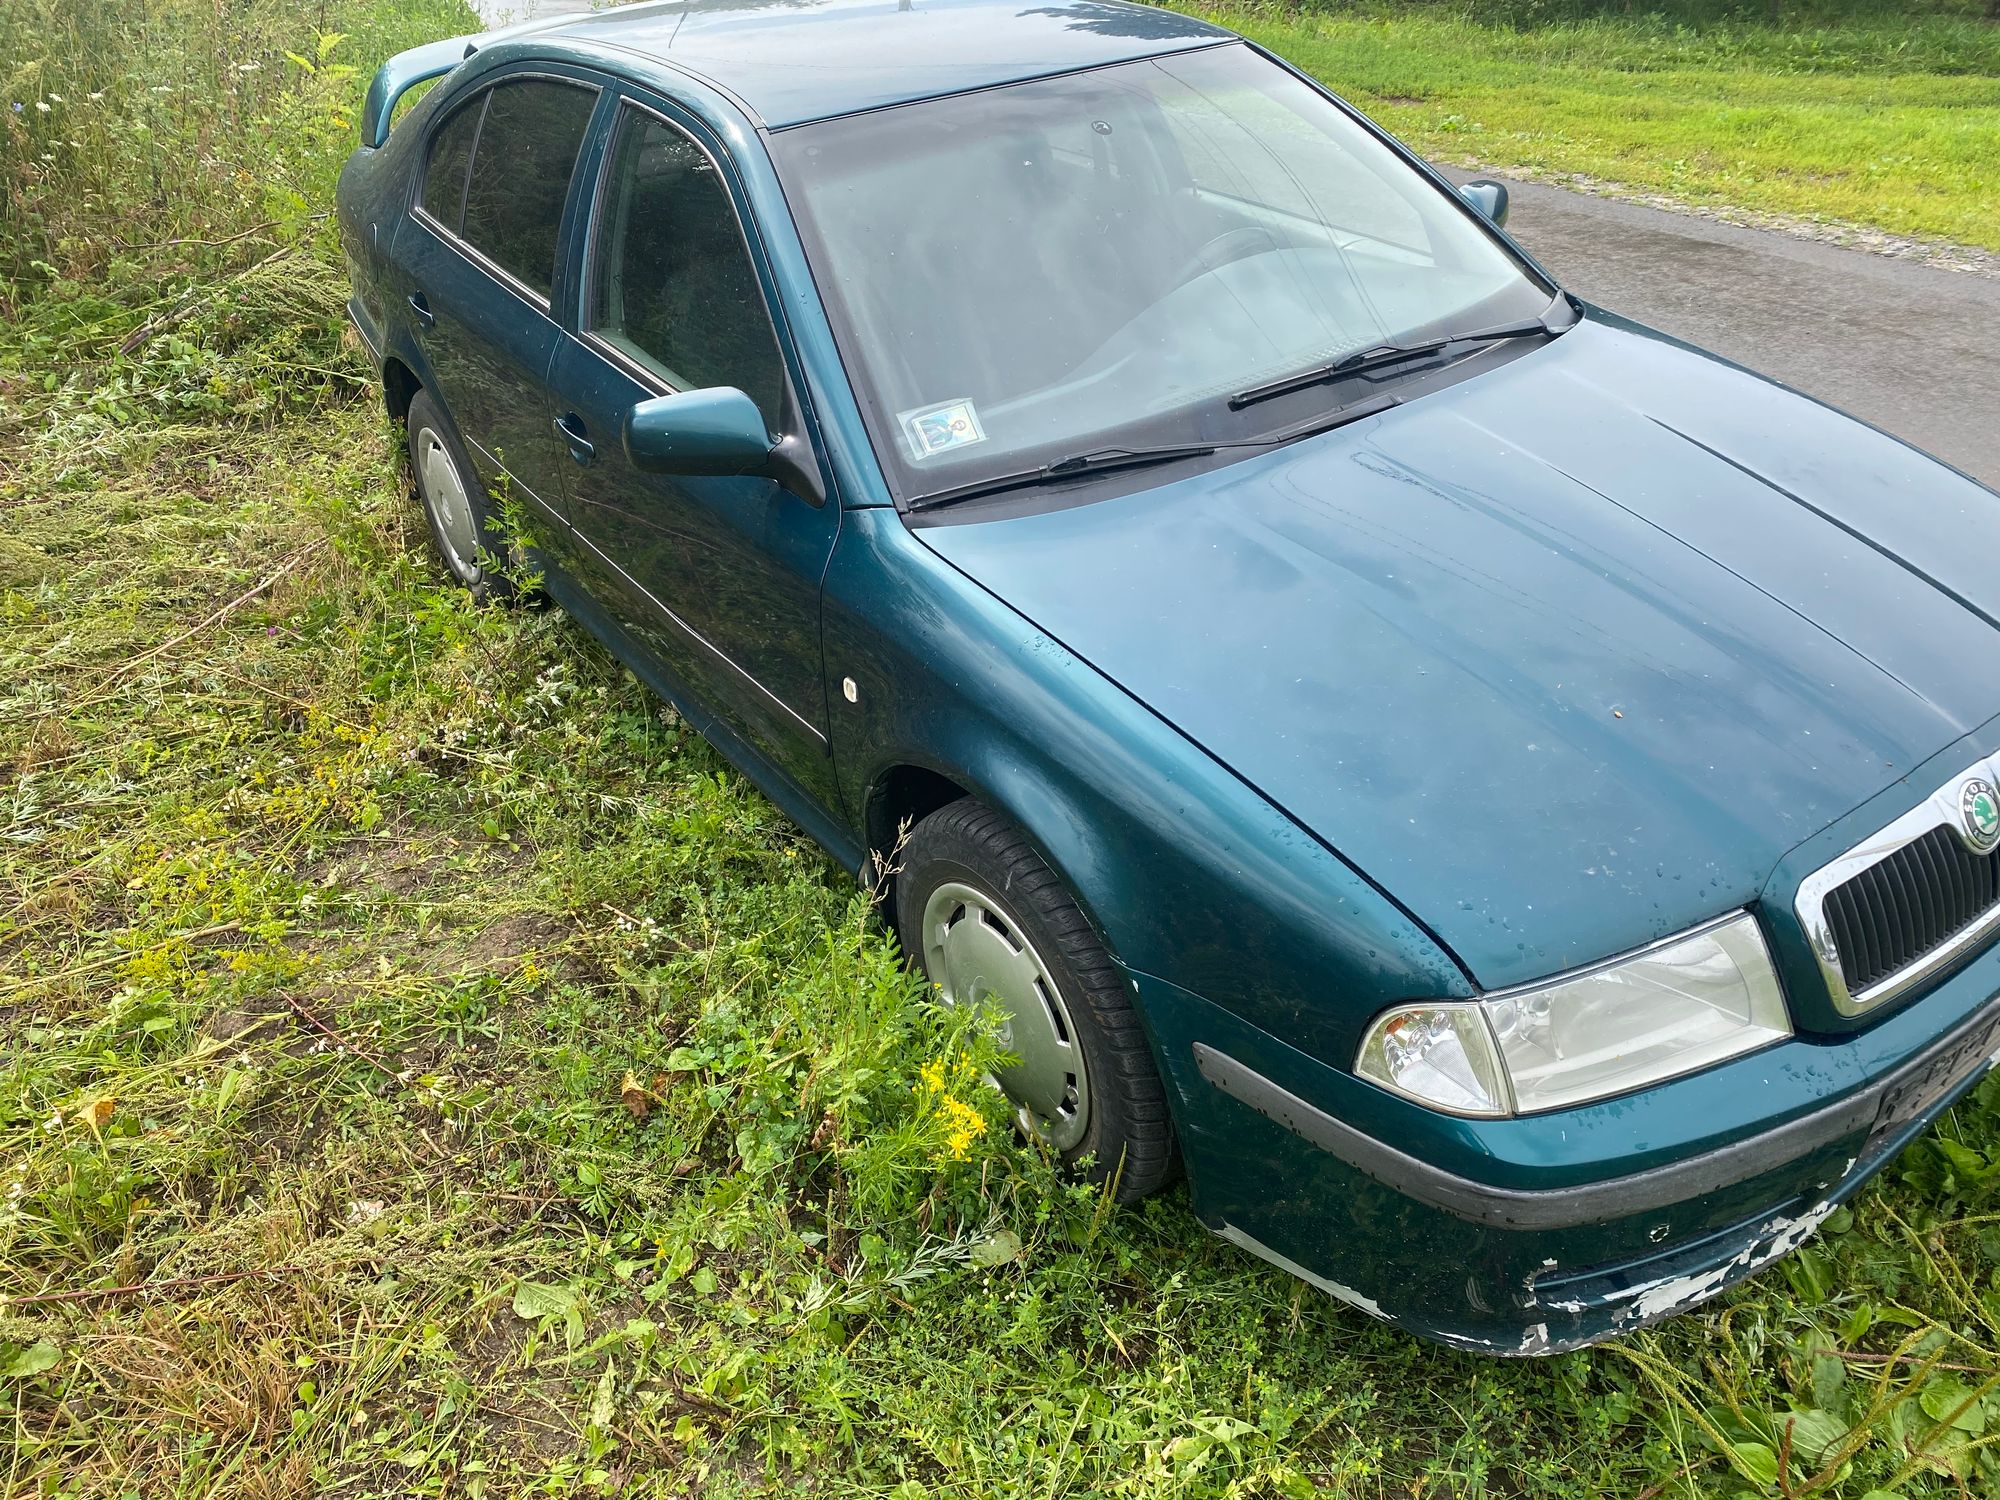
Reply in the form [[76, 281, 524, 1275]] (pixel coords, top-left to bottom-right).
[[1165, 225, 1283, 290]]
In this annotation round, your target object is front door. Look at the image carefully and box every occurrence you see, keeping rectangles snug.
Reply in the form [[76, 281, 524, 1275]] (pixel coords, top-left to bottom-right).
[[394, 73, 600, 541], [548, 98, 840, 800]]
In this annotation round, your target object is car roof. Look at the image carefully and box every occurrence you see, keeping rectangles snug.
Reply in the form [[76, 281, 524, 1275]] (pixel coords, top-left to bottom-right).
[[523, 0, 1237, 129]]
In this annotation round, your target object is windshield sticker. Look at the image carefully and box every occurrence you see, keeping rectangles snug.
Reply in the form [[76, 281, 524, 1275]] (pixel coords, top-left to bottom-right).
[[899, 398, 986, 460]]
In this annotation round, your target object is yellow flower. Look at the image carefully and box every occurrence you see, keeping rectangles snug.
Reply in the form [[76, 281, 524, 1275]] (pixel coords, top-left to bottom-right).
[[942, 1095, 986, 1136], [935, 1094, 987, 1161]]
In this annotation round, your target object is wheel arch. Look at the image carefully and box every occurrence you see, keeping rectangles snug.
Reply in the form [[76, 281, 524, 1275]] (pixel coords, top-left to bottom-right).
[[864, 762, 973, 872], [859, 755, 1134, 978], [382, 355, 422, 425]]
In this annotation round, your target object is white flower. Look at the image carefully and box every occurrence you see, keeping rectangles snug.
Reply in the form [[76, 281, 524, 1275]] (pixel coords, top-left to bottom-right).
[[34, 101, 50, 113]]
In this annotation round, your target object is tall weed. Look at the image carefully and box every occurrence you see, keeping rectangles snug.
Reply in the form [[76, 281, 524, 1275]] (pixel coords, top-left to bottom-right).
[[0, 0, 469, 428]]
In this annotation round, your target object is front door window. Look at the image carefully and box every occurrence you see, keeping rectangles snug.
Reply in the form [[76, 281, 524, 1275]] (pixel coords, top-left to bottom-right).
[[588, 111, 786, 424]]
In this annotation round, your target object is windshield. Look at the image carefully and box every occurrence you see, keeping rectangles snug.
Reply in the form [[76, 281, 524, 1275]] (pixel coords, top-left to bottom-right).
[[771, 43, 1553, 503]]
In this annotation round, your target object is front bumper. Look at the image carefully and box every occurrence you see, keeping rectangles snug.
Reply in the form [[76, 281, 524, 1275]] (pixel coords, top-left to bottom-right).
[[1136, 938, 2000, 1354]]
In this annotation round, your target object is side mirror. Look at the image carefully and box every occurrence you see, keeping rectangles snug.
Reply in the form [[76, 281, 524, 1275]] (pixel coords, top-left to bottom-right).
[[1459, 178, 1510, 228], [624, 387, 775, 477]]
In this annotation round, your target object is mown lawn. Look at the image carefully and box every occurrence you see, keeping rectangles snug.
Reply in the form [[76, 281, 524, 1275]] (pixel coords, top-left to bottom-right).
[[1193, 1, 2000, 249], [5, 1, 2000, 1496]]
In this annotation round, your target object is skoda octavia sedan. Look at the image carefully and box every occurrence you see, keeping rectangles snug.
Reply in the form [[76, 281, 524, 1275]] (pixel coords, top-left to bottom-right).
[[338, 0, 2000, 1353]]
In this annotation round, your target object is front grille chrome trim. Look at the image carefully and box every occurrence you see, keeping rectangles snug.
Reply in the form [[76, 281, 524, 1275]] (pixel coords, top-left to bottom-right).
[[1797, 751, 2000, 1016]]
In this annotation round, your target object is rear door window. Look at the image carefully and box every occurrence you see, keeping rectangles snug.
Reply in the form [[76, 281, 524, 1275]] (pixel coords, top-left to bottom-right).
[[455, 78, 598, 299]]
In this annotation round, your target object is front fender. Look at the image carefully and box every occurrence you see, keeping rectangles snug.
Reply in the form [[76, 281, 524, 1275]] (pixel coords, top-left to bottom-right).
[[824, 507, 1472, 1071]]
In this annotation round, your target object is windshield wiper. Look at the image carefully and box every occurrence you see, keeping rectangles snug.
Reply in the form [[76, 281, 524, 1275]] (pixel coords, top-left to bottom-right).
[[905, 442, 1217, 514], [1228, 313, 1559, 412], [1252, 389, 1403, 446], [903, 393, 1411, 515]]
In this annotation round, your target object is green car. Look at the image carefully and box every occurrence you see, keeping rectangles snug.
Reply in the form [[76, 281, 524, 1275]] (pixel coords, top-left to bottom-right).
[[338, 0, 2000, 1352]]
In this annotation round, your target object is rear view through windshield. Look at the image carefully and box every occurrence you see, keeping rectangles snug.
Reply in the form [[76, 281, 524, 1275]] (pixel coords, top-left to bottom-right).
[[772, 43, 1550, 501]]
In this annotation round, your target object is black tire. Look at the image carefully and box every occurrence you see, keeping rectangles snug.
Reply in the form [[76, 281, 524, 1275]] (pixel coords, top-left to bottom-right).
[[405, 389, 516, 603], [895, 798, 1177, 1201]]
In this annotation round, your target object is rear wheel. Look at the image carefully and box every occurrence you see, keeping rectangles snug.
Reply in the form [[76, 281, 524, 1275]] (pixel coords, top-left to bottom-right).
[[895, 798, 1177, 1200], [406, 390, 514, 602]]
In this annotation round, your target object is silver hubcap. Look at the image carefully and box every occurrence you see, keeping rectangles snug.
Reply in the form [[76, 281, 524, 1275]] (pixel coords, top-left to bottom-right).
[[921, 881, 1089, 1151], [415, 426, 479, 582]]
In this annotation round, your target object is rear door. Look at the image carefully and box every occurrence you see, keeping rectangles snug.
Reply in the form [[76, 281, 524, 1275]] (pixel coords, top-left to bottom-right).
[[546, 95, 841, 803], [394, 71, 601, 540]]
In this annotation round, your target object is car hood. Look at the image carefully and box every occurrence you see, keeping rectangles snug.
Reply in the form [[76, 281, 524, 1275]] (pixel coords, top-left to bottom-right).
[[916, 313, 2000, 990]]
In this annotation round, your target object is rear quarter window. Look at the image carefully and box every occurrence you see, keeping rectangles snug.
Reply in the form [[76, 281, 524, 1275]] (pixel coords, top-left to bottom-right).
[[420, 93, 483, 233]]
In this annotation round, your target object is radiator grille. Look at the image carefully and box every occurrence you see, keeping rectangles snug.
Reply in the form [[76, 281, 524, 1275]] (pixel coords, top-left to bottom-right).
[[1823, 825, 2000, 996]]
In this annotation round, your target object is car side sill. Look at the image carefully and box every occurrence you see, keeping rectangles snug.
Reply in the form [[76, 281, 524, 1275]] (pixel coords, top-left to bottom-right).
[[1191, 987, 2000, 1230]]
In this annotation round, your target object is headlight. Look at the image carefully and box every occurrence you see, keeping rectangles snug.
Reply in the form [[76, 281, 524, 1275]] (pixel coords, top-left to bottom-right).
[[1356, 913, 1791, 1116]]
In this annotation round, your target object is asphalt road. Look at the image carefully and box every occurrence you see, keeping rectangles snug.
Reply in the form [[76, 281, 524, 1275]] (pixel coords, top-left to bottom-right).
[[1443, 171, 2000, 487], [465, 0, 2000, 487]]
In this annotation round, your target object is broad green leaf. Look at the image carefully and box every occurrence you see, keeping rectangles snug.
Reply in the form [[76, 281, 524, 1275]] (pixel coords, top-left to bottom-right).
[[1728, 1441, 1779, 1485], [1933, 1137, 1995, 1183], [1918, 1377, 1988, 1433], [214, 1065, 244, 1118], [1841, 1303, 1879, 1343], [2, 1342, 60, 1380], [1779, 1407, 1848, 1467], [511, 1281, 576, 1322], [970, 1229, 1023, 1268], [587, 1359, 616, 1432]]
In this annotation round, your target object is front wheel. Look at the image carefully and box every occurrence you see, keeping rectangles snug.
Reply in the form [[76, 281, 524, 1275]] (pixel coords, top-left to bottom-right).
[[895, 799, 1177, 1201]]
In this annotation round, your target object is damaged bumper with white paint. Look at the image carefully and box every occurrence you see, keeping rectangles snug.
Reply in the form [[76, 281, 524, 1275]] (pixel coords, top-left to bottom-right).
[[1134, 940, 2000, 1353]]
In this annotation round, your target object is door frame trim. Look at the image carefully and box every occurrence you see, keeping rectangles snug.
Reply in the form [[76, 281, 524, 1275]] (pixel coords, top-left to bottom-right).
[[475, 430, 826, 745], [567, 520, 828, 746], [406, 69, 607, 313]]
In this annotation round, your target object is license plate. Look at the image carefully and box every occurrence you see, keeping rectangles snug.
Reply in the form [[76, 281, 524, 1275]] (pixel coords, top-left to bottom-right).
[[1873, 1006, 2000, 1136]]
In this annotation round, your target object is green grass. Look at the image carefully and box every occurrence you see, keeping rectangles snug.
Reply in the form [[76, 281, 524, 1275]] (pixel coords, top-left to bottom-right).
[[1189, 1, 2000, 250], [8, 0, 2000, 1495]]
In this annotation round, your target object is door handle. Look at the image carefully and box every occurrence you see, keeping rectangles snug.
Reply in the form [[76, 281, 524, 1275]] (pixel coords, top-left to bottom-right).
[[554, 413, 594, 466], [407, 291, 434, 329]]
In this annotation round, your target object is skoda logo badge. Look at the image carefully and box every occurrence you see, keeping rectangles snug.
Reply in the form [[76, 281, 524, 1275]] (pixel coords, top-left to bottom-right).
[[1961, 777, 2000, 855]]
